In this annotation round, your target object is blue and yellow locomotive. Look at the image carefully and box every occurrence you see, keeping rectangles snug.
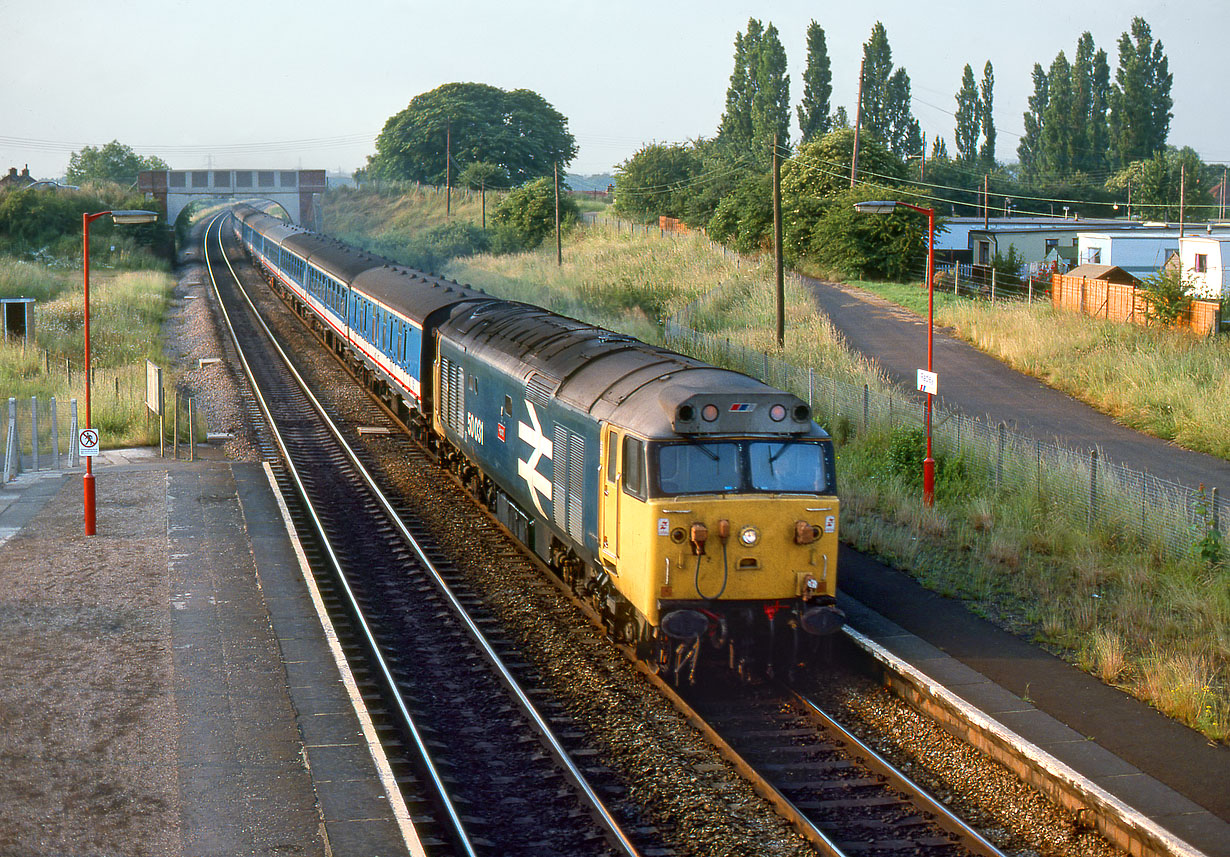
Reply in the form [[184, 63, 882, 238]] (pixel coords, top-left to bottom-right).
[[233, 204, 842, 678]]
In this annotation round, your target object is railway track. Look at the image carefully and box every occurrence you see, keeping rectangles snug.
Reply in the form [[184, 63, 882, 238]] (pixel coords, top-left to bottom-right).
[[201, 213, 644, 857], [200, 210, 1124, 857], [672, 678, 1009, 857]]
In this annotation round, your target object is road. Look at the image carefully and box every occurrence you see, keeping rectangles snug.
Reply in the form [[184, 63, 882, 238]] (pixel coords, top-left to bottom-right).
[[801, 274, 1230, 494]]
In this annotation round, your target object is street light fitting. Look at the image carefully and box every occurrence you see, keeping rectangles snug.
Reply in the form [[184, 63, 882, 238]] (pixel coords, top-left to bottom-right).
[[108, 209, 159, 225], [853, 200, 900, 215]]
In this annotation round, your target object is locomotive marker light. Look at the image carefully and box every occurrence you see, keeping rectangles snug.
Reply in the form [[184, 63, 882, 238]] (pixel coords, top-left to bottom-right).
[[81, 209, 159, 535], [853, 199, 937, 506]]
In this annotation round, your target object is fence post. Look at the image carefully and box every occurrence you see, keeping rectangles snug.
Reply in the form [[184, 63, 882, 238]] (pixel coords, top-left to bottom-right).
[[991, 268, 997, 303], [1028, 278, 1033, 305], [51, 397, 59, 470], [862, 385, 869, 434], [1213, 487, 1220, 534], [1141, 473, 1147, 543], [954, 264, 960, 296], [173, 389, 179, 460], [188, 398, 195, 463], [1089, 449, 1099, 532], [70, 399, 79, 467], [807, 368, 814, 411], [3, 398, 18, 483], [30, 396, 38, 472], [996, 422, 1006, 489]]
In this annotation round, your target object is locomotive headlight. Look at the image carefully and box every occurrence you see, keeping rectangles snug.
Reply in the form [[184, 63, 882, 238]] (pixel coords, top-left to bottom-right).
[[739, 525, 760, 547], [769, 404, 787, 422]]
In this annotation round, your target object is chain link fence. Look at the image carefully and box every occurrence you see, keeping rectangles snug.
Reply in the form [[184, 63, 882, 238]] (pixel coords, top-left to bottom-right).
[[664, 321, 1227, 560]]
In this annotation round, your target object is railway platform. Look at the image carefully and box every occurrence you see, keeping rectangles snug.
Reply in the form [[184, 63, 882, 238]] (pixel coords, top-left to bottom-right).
[[839, 546, 1230, 857], [0, 446, 416, 857]]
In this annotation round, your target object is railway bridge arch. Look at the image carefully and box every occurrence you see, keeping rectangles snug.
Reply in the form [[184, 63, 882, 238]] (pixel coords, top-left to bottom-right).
[[138, 169, 326, 226]]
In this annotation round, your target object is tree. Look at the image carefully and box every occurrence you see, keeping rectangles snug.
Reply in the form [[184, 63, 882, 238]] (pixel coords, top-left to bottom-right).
[[718, 19, 763, 149], [1018, 63, 1048, 177], [858, 23, 920, 158], [612, 143, 701, 222], [66, 140, 168, 186], [1105, 147, 1212, 222], [366, 83, 577, 186], [750, 23, 791, 160], [492, 177, 578, 251], [797, 20, 833, 143], [979, 61, 996, 169], [457, 161, 508, 190], [954, 65, 980, 165], [931, 136, 949, 160], [1039, 52, 1076, 176], [1109, 17, 1173, 167]]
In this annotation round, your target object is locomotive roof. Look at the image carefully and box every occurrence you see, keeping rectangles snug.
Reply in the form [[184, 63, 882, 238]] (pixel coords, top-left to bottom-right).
[[441, 301, 822, 439]]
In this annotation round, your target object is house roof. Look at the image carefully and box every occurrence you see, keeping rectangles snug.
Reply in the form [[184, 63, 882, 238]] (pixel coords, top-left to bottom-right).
[[1065, 264, 1140, 284]]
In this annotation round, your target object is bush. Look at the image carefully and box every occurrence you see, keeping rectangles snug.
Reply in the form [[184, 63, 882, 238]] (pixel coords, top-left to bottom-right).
[[1140, 265, 1195, 327], [882, 425, 971, 500], [492, 177, 578, 251]]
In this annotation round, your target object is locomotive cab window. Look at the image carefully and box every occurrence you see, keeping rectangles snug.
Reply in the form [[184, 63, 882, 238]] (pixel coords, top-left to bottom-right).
[[622, 436, 646, 500], [503, 395, 513, 416], [654, 439, 832, 496], [469, 374, 478, 393], [606, 433, 620, 482]]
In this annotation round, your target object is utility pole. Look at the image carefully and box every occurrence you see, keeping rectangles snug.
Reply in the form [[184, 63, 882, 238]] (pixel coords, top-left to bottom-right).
[[445, 118, 452, 217], [1222, 166, 1227, 220], [983, 173, 989, 229], [850, 58, 864, 188], [920, 132, 926, 181], [554, 162, 562, 267], [1179, 162, 1186, 238], [773, 133, 784, 349]]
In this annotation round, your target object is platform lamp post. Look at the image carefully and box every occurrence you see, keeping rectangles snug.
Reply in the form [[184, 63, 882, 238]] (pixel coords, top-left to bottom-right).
[[853, 199, 937, 506], [81, 209, 159, 535]]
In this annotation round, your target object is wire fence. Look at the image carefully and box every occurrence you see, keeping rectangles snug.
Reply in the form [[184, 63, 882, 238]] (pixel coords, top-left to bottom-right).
[[663, 320, 1228, 561]]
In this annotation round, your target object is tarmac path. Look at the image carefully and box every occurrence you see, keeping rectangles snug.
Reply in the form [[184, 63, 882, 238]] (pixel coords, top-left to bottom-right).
[[800, 274, 1230, 494]]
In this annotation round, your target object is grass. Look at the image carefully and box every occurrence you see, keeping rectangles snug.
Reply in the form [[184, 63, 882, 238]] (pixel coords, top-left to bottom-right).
[[0, 256, 176, 451], [332, 188, 1230, 744], [848, 277, 1230, 461]]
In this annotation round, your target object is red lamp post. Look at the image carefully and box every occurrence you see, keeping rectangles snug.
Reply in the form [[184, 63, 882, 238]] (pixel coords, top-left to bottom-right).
[[81, 209, 159, 535], [854, 200, 937, 506]]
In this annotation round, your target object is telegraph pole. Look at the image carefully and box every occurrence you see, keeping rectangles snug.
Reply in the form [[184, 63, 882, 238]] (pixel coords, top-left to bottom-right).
[[1179, 162, 1186, 237], [554, 162, 562, 267], [850, 58, 864, 188], [773, 133, 784, 349]]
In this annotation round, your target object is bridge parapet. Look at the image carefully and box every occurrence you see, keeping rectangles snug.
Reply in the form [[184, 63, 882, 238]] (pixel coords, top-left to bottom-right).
[[138, 169, 326, 226]]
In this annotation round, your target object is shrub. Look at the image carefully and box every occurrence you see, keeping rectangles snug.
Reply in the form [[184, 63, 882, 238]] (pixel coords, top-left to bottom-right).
[[1140, 265, 1195, 327], [492, 177, 578, 251]]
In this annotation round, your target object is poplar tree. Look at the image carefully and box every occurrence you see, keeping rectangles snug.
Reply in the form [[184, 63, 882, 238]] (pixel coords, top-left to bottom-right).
[[979, 61, 996, 168], [751, 23, 791, 158], [1040, 52, 1076, 176], [1109, 17, 1172, 167], [1017, 63, 1048, 177], [953, 65, 980, 165], [859, 22, 920, 158], [796, 20, 833, 143], [718, 20, 763, 148]]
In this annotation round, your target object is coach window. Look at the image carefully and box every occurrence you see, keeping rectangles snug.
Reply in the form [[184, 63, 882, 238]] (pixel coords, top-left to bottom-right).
[[622, 436, 646, 500]]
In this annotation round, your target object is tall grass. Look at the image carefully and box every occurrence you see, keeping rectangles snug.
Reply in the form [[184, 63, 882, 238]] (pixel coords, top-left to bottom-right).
[[0, 256, 174, 449], [340, 191, 1230, 743], [849, 278, 1230, 461]]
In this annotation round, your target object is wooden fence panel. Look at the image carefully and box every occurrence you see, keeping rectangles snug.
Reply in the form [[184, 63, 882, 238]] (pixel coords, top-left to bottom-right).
[[1051, 274, 1221, 335]]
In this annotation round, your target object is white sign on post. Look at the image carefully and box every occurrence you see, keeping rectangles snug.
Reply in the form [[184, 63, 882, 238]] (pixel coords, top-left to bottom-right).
[[79, 428, 100, 458], [917, 369, 939, 396]]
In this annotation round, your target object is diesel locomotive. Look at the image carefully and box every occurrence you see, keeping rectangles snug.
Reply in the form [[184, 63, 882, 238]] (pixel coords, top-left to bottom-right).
[[231, 203, 843, 679]]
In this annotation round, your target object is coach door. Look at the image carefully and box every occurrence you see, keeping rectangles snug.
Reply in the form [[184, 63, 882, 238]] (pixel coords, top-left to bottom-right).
[[601, 425, 620, 562]]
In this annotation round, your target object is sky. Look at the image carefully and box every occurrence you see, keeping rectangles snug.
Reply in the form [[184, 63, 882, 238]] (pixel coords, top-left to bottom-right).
[[1, 0, 1224, 180]]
